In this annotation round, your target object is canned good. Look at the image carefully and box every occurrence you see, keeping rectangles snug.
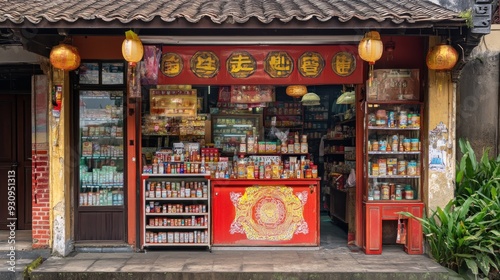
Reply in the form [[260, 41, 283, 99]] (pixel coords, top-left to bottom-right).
[[411, 114, 420, 128], [405, 185, 414, 199], [372, 163, 379, 176], [381, 183, 390, 200], [395, 185, 403, 200], [411, 139, 419, 151], [399, 111, 408, 128], [407, 160, 417, 176], [403, 139, 411, 151], [398, 160, 407, 175]]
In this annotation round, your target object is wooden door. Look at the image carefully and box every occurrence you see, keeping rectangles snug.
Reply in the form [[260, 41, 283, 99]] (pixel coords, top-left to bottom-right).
[[0, 94, 32, 230]]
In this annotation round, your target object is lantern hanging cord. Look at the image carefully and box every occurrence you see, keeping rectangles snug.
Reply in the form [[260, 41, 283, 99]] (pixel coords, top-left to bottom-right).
[[456, 44, 466, 64]]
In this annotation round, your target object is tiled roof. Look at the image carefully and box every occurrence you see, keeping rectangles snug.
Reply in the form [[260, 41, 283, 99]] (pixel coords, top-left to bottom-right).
[[0, 0, 461, 26]]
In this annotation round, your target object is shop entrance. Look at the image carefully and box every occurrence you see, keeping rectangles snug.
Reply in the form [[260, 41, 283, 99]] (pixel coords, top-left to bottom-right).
[[0, 94, 32, 230]]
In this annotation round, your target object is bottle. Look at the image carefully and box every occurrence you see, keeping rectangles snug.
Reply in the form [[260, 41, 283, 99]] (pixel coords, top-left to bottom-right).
[[381, 183, 390, 200], [237, 155, 246, 179], [259, 161, 264, 179]]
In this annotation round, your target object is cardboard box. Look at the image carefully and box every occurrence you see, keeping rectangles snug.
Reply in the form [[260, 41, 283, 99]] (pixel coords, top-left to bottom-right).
[[367, 69, 420, 101]]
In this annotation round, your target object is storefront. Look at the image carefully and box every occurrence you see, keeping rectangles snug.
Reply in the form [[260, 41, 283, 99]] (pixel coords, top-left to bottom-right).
[[0, 0, 490, 256], [69, 34, 433, 253]]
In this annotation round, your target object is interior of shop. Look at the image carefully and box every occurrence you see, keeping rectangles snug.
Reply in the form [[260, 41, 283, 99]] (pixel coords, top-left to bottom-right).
[[139, 84, 355, 246]]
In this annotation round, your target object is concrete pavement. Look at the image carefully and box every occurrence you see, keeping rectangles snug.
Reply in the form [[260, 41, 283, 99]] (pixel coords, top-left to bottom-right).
[[30, 246, 450, 280], [2, 218, 459, 280]]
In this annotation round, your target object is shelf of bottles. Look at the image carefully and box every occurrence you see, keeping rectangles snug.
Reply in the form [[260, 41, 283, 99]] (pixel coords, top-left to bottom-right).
[[263, 101, 303, 130], [79, 90, 125, 207], [143, 176, 210, 247], [212, 114, 261, 154], [365, 102, 423, 202]]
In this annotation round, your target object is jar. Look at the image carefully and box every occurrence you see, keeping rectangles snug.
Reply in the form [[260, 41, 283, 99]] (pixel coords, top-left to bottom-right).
[[373, 189, 381, 200], [391, 135, 399, 151], [395, 185, 403, 200], [372, 141, 379, 151], [381, 183, 390, 200], [398, 160, 407, 175], [411, 114, 420, 128], [388, 111, 395, 128], [403, 138, 411, 151], [404, 185, 414, 199], [399, 111, 408, 128], [379, 140, 387, 151], [389, 183, 396, 200], [411, 139, 419, 151], [407, 160, 417, 176], [281, 143, 288, 154], [372, 163, 379, 176]]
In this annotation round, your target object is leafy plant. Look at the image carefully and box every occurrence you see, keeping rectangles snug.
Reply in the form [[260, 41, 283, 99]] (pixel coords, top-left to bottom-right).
[[456, 139, 500, 204], [459, 9, 473, 29], [401, 139, 500, 279], [401, 191, 499, 278]]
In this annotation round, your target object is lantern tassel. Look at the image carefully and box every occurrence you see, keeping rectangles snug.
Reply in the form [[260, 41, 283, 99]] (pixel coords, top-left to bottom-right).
[[368, 63, 374, 87]]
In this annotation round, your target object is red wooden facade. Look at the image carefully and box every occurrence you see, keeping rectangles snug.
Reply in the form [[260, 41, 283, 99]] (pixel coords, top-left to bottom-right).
[[211, 179, 320, 246]]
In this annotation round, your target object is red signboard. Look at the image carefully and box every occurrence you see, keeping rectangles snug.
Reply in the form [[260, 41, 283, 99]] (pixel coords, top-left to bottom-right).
[[158, 45, 363, 85]]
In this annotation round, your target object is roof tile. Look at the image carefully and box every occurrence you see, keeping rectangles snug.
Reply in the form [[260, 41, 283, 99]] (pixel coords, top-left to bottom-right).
[[0, 0, 461, 25]]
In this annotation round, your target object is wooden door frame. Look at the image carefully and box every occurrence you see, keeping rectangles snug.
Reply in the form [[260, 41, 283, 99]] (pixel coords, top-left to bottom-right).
[[16, 94, 32, 230]]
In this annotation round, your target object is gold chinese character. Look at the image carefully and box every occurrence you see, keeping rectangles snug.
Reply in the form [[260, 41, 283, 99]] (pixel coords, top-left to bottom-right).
[[161, 53, 183, 77], [190, 51, 220, 78], [332, 52, 356, 77], [264, 51, 293, 78], [298, 52, 324, 78], [227, 51, 256, 78]]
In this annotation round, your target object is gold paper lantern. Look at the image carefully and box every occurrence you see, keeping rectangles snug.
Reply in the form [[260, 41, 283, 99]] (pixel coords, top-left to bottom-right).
[[358, 31, 383, 86], [426, 44, 458, 71], [286, 85, 307, 98], [358, 31, 383, 64], [49, 43, 81, 71], [122, 30, 144, 65]]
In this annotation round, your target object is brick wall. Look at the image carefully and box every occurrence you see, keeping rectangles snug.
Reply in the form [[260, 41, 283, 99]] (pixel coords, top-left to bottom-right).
[[32, 149, 50, 248]]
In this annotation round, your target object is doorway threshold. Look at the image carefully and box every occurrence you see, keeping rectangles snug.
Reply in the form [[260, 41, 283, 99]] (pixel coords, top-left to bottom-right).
[[74, 241, 133, 253]]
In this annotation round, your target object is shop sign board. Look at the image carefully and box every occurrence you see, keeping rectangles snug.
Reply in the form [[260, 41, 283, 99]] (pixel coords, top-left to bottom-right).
[[366, 69, 420, 101], [157, 45, 363, 85], [149, 89, 197, 117]]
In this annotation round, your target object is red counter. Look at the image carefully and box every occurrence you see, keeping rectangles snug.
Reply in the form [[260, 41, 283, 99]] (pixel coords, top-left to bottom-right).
[[211, 179, 320, 246], [363, 201, 424, 255]]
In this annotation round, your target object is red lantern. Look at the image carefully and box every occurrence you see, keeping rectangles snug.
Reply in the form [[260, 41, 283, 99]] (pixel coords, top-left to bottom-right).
[[49, 44, 81, 71]]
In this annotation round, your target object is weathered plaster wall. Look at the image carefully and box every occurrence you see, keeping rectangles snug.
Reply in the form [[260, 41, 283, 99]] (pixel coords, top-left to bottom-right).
[[425, 37, 457, 213], [457, 25, 500, 157], [49, 71, 72, 256]]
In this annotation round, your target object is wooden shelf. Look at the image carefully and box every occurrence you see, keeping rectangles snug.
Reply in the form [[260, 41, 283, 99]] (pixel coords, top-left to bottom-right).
[[146, 213, 208, 216]]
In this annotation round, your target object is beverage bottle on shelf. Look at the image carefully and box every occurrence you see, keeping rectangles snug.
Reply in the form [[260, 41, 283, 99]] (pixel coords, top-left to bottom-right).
[[237, 155, 246, 179]]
